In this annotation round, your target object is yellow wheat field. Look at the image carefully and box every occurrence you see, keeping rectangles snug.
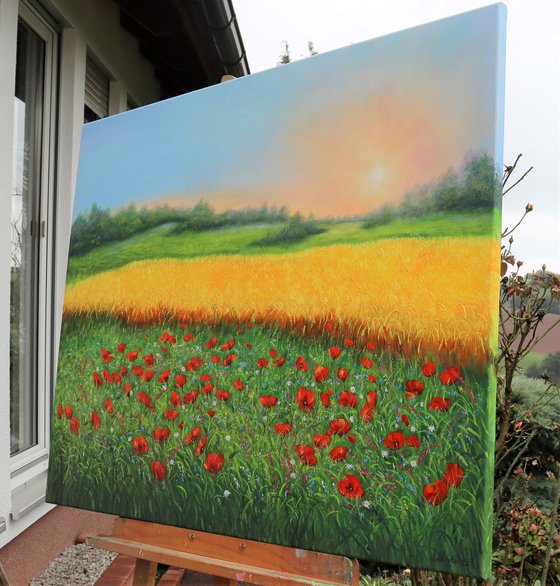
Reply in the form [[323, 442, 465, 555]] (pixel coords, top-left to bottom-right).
[[64, 237, 500, 361]]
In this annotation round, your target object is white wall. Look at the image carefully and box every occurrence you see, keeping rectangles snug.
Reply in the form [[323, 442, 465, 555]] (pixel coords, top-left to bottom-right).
[[0, 0, 161, 547], [0, 0, 20, 541]]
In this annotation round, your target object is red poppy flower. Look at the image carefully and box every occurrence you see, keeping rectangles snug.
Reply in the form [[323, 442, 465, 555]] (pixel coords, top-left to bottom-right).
[[338, 474, 365, 499], [221, 339, 235, 351], [274, 423, 292, 436], [216, 389, 230, 402], [348, 434, 356, 443], [200, 373, 212, 383], [132, 435, 148, 455], [314, 365, 329, 384], [295, 356, 309, 372], [329, 417, 351, 436], [421, 361, 436, 377], [123, 382, 132, 396], [143, 354, 156, 367], [246, 343, 252, 349], [343, 337, 354, 347], [104, 398, 114, 414], [117, 342, 126, 353], [201, 383, 214, 395], [273, 356, 286, 367], [126, 350, 138, 361], [159, 332, 171, 343], [93, 373, 103, 387], [195, 435, 207, 456], [406, 435, 420, 448], [401, 414, 410, 426], [423, 480, 448, 505], [186, 356, 204, 371], [121, 365, 128, 376], [337, 368, 349, 382], [185, 426, 201, 444], [440, 365, 461, 385], [132, 365, 144, 377], [368, 374, 377, 383], [313, 434, 331, 449], [141, 369, 154, 382], [100, 348, 113, 363], [404, 380, 424, 398], [295, 445, 317, 466], [360, 405, 373, 422], [137, 391, 154, 412], [204, 453, 225, 474], [57, 403, 63, 420], [329, 347, 342, 360], [91, 412, 101, 429], [150, 460, 166, 482], [165, 408, 179, 421], [207, 409, 216, 417], [259, 395, 277, 408], [170, 391, 182, 407], [366, 342, 375, 351], [205, 337, 218, 349], [320, 392, 331, 408], [338, 389, 358, 408], [153, 427, 170, 444], [112, 371, 122, 384], [64, 404, 73, 420], [223, 354, 236, 366], [70, 416, 79, 435], [366, 390, 378, 409], [102, 369, 113, 383], [295, 387, 315, 412], [330, 446, 348, 462], [443, 463, 464, 487], [233, 378, 244, 390], [211, 354, 220, 363], [257, 358, 269, 369], [383, 431, 406, 450], [428, 397, 452, 411], [183, 389, 199, 404], [361, 356, 373, 369], [175, 374, 187, 388], [183, 333, 195, 342], [269, 348, 278, 358]]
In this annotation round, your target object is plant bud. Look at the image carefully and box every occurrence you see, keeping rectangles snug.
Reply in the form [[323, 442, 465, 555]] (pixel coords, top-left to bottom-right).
[[525, 203, 533, 212]]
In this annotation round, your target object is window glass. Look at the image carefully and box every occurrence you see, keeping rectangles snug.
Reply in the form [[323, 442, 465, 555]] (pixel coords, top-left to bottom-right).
[[10, 20, 45, 455]]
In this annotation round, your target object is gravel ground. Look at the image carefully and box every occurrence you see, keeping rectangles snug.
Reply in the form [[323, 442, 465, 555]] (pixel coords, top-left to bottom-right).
[[30, 544, 116, 586]]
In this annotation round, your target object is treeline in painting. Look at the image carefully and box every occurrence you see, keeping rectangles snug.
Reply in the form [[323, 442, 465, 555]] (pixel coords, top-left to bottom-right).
[[47, 5, 505, 578]]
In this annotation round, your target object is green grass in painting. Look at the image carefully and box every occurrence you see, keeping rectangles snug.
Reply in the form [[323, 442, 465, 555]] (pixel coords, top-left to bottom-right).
[[47, 317, 493, 577], [66, 211, 494, 283]]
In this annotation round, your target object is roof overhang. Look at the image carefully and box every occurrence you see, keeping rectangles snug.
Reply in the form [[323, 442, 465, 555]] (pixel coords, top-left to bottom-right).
[[114, 0, 250, 99]]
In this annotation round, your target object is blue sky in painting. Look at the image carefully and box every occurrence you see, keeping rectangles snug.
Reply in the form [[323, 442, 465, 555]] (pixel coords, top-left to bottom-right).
[[73, 5, 504, 219]]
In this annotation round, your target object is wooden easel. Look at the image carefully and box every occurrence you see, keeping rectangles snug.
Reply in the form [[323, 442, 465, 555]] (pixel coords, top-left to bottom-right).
[[87, 518, 360, 586]]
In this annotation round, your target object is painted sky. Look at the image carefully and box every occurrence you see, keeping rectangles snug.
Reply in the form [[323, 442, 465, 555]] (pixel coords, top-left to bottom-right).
[[74, 5, 504, 219]]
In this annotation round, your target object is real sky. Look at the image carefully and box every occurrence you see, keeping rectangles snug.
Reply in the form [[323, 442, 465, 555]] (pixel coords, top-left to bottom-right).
[[233, 0, 560, 272]]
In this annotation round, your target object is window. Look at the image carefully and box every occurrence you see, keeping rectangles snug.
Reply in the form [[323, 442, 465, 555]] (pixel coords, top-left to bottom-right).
[[10, 3, 57, 465], [84, 56, 109, 122]]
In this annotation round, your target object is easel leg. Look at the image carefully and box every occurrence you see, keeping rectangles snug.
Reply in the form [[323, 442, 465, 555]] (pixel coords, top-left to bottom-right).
[[132, 559, 158, 586]]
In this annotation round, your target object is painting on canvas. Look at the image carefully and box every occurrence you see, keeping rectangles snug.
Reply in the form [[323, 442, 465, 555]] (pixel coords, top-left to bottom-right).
[[47, 5, 506, 577]]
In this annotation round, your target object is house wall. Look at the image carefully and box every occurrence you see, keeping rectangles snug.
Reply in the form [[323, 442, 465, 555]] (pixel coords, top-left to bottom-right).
[[0, 0, 161, 572]]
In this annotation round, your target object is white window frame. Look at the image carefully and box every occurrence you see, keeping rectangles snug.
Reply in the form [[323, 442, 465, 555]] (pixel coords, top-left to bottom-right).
[[9, 0, 57, 493]]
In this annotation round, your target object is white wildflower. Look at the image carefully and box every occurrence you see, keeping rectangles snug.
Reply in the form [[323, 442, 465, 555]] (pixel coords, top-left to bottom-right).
[[428, 425, 435, 432], [349, 416, 354, 423], [350, 386, 356, 393], [223, 490, 231, 498], [362, 500, 373, 509], [381, 450, 389, 458], [410, 425, 417, 432], [410, 460, 418, 468], [225, 435, 231, 442], [290, 472, 297, 479]]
